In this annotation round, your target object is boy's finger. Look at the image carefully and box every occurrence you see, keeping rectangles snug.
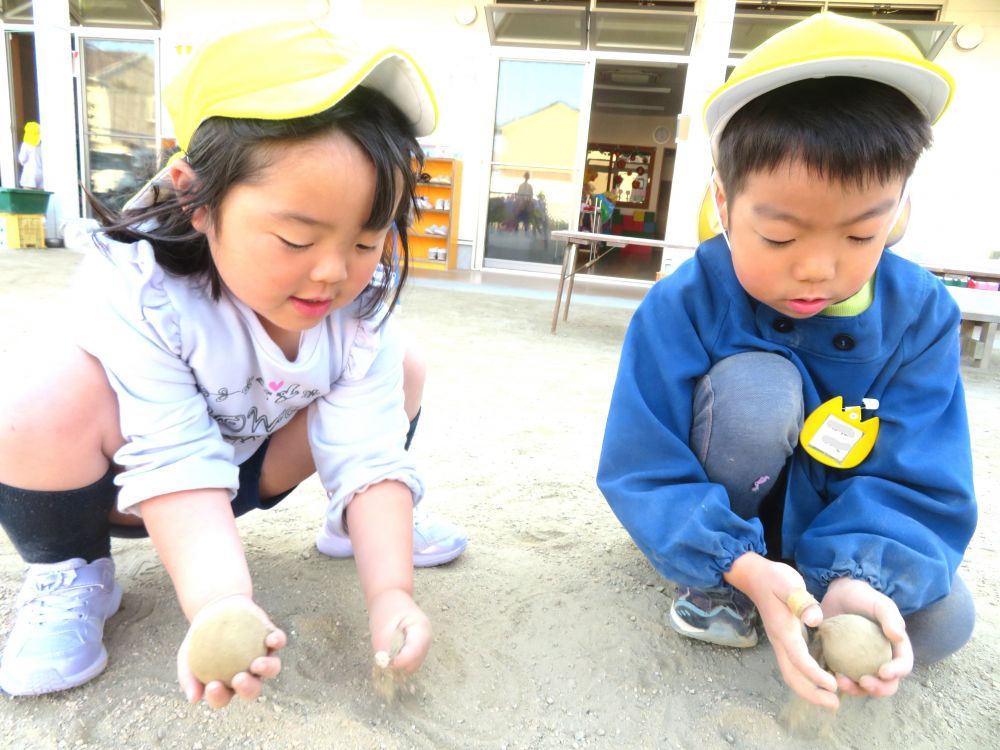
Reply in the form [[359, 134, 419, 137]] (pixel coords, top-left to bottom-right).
[[784, 660, 840, 710], [782, 631, 837, 693], [835, 673, 865, 696], [858, 674, 901, 698], [786, 588, 820, 620]]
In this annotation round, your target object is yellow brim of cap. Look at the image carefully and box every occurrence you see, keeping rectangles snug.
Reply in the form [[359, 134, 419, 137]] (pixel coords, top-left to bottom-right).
[[166, 22, 437, 150], [703, 13, 954, 161], [706, 56, 952, 158]]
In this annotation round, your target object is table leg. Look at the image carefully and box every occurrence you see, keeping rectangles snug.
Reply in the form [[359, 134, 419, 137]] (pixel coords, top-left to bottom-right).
[[564, 242, 580, 321], [976, 321, 997, 369], [551, 242, 573, 333]]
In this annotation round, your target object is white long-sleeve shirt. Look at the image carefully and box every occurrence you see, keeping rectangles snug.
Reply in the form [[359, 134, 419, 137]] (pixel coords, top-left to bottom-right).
[[72, 233, 423, 530]]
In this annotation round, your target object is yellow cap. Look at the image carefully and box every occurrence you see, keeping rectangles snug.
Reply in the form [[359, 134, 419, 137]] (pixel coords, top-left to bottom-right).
[[704, 12, 954, 162], [165, 20, 437, 151], [22, 121, 40, 147]]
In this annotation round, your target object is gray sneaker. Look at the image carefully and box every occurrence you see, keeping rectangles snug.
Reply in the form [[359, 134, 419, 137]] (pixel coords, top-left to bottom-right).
[[0, 557, 123, 696], [669, 586, 758, 648]]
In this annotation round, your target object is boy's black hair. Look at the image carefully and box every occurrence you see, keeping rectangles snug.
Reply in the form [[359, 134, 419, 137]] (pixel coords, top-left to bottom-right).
[[717, 77, 932, 199], [89, 86, 423, 321]]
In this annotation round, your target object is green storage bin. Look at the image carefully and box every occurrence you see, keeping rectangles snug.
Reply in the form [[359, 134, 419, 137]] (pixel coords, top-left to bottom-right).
[[0, 188, 52, 214]]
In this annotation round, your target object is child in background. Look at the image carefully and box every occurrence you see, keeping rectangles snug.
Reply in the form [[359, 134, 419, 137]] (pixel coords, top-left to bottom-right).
[[0, 21, 464, 706], [598, 13, 976, 710], [17, 121, 42, 189]]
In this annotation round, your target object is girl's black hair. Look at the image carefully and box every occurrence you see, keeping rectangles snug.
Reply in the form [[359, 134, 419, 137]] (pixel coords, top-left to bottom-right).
[[89, 85, 424, 321], [717, 77, 932, 200]]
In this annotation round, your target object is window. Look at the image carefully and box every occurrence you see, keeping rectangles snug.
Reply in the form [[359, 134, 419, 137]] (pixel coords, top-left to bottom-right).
[[486, 1, 697, 54], [730, 2, 952, 60], [0, 1, 162, 28], [70, 0, 161, 29]]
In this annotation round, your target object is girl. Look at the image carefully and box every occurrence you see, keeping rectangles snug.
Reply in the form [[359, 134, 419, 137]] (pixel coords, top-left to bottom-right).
[[0, 21, 461, 707]]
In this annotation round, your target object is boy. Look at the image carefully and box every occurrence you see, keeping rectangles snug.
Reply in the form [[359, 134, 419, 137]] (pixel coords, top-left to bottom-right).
[[597, 13, 977, 710]]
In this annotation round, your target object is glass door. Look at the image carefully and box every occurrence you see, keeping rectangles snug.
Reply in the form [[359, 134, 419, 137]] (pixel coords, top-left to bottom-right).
[[79, 37, 157, 211], [483, 59, 590, 271]]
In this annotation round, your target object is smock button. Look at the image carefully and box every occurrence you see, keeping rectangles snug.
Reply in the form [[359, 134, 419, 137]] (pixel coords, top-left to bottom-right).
[[772, 317, 794, 333], [833, 334, 855, 351]]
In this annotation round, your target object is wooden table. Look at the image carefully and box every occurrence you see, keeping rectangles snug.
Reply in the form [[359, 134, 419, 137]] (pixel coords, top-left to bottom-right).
[[549, 230, 673, 333], [923, 260, 1000, 282], [947, 285, 1000, 370]]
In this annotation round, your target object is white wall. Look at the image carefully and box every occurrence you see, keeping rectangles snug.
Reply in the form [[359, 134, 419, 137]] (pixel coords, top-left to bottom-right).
[[158, 0, 1000, 270], [350, 1, 489, 251], [894, 0, 1000, 266]]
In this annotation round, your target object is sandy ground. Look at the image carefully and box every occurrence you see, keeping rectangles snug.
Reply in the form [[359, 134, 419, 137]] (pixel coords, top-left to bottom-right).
[[0, 246, 998, 750]]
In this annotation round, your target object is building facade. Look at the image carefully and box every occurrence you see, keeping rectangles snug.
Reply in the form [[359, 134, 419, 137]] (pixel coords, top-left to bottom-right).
[[3, 0, 996, 277]]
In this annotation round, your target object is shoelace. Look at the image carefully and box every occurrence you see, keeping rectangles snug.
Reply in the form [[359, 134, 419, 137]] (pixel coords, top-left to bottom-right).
[[16, 570, 100, 625]]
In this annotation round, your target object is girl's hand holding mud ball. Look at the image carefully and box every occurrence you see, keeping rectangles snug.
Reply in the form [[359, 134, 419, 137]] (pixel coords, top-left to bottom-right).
[[178, 595, 286, 709]]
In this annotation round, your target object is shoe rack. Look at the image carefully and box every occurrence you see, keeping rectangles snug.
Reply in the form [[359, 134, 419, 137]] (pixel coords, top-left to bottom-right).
[[409, 157, 462, 271]]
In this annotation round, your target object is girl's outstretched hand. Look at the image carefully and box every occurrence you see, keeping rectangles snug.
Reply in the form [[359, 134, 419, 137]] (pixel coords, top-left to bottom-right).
[[367, 587, 431, 674], [820, 577, 913, 699], [725, 553, 839, 710], [177, 594, 287, 709]]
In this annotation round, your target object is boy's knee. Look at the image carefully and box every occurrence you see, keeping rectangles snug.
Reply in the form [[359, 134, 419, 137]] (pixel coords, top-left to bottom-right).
[[906, 575, 976, 665], [695, 352, 803, 432]]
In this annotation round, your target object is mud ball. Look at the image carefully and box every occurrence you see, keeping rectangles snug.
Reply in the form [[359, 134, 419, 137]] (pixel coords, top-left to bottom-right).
[[817, 614, 892, 682], [187, 601, 271, 686]]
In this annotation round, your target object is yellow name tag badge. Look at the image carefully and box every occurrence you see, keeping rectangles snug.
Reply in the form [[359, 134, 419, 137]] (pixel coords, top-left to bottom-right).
[[801, 396, 879, 469]]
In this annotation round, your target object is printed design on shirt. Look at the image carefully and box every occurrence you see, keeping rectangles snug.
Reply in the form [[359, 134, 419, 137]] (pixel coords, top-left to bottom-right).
[[212, 406, 297, 442], [199, 377, 321, 404], [201, 377, 323, 443]]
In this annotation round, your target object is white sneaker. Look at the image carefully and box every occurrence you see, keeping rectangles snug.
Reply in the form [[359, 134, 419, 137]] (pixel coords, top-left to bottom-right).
[[316, 509, 468, 567], [0, 557, 123, 696]]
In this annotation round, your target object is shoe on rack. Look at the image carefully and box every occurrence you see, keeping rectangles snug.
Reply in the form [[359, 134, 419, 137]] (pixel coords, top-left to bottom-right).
[[0, 557, 123, 696], [316, 508, 468, 567], [668, 585, 758, 648]]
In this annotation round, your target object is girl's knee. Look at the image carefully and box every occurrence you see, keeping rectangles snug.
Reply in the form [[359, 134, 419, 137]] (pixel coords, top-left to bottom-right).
[[402, 344, 426, 419], [907, 575, 976, 665], [0, 346, 121, 487]]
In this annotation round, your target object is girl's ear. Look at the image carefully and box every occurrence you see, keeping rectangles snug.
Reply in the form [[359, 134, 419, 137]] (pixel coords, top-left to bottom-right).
[[168, 158, 209, 233]]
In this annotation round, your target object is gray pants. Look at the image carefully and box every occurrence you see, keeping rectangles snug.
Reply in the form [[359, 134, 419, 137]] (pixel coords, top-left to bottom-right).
[[690, 352, 974, 664]]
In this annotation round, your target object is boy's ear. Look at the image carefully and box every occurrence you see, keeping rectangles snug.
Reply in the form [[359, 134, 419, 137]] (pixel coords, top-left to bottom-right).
[[713, 179, 729, 231], [168, 158, 209, 233]]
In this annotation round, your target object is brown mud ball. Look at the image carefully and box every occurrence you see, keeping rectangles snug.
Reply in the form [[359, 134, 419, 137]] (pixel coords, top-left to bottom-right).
[[187, 600, 271, 686], [817, 614, 892, 682]]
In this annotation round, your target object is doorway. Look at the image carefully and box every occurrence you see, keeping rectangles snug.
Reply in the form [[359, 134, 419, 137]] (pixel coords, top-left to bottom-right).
[[7, 31, 39, 188], [582, 61, 686, 281]]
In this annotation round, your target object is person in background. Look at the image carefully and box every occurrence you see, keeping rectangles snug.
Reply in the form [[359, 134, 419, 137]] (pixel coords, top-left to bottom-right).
[[18, 121, 42, 190]]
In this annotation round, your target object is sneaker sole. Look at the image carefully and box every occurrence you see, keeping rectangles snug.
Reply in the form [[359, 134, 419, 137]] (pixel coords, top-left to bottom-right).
[[316, 534, 467, 568], [668, 605, 758, 648], [414, 539, 468, 568], [0, 583, 124, 696]]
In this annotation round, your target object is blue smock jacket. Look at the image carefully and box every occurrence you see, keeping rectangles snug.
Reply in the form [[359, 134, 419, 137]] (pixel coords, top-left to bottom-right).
[[597, 235, 977, 614]]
